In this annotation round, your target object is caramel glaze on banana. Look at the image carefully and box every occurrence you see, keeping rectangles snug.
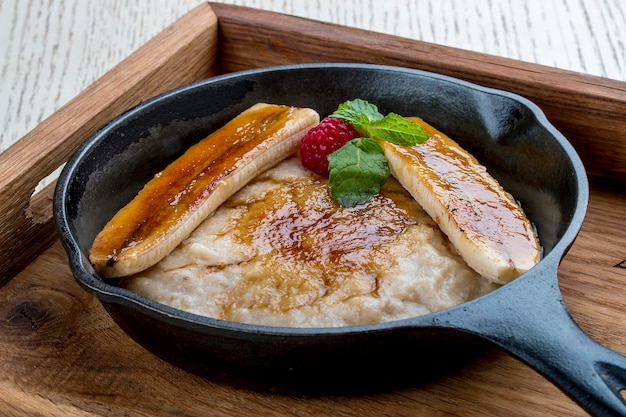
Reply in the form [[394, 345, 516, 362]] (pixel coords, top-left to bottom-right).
[[89, 103, 320, 278], [380, 117, 541, 284]]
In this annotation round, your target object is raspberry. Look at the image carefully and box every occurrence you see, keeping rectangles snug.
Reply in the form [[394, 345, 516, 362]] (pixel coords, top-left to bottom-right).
[[299, 117, 360, 176]]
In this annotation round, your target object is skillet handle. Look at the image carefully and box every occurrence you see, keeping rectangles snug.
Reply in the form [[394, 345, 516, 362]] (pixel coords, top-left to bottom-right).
[[448, 259, 626, 417]]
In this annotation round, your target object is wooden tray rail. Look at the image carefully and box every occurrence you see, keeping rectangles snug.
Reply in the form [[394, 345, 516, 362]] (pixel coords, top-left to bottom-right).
[[1, 4, 625, 416]]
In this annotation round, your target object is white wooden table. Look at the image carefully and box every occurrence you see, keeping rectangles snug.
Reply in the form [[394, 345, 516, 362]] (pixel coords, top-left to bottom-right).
[[2, 0, 625, 152]]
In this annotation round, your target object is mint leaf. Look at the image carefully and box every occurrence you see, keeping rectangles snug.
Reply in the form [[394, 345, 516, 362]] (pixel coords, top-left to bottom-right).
[[328, 138, 390, 207], [367, 113, 429, 146], [331, 99, 384, 132]]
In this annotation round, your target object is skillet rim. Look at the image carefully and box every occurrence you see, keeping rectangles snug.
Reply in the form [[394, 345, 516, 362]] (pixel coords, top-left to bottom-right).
[[53, 62, 589, 337]]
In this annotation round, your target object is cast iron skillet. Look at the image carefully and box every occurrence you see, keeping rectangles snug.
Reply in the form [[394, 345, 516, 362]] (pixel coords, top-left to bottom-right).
[[54, 64, 626, 415]]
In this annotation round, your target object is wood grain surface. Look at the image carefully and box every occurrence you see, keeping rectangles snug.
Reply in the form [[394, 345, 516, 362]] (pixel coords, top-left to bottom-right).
[[1, 2, 626, 416]]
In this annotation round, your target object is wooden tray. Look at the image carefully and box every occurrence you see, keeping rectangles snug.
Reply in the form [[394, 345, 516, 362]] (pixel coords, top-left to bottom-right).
[[1, 3, 625, 416]]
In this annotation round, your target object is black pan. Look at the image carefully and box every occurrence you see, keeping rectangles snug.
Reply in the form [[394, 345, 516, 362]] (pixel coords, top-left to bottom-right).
[[53, 64, 626, 416]]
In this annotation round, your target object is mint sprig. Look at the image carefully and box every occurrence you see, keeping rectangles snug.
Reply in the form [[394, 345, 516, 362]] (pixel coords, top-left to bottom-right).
[[331, 98, 384, 131], [368, 113, 429, 146], [331, 99, 428, 146], [328, 138, 390, 207], [327, 99, 429, 207]]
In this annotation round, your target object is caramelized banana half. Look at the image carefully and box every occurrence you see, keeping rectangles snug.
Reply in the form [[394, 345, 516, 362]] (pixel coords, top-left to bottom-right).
[[90, 103, 320, 277], [379, 117, 540, 284]]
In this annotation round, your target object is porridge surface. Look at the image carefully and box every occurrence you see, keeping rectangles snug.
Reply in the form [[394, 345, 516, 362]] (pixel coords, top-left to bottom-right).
[[124, 157, 498, 327]]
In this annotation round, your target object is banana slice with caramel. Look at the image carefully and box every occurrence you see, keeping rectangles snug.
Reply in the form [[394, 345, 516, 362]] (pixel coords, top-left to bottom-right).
[[379, 117, 540, 284], [89, 103, 320, 278]]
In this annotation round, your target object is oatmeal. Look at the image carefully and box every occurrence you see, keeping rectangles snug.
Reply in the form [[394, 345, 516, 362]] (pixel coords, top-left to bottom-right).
[[124, 157, 498, 327]]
